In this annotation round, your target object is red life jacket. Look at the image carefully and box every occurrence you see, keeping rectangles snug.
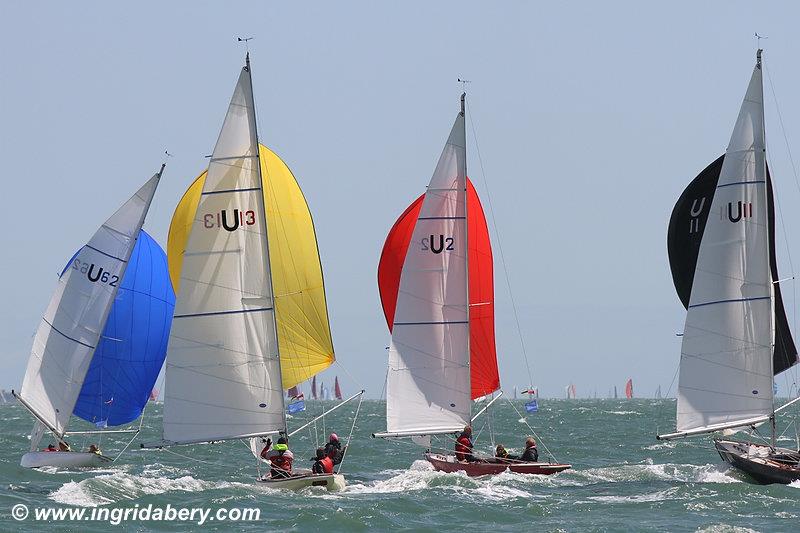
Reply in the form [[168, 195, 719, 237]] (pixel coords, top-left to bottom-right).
[[455, 435, 472, 461], [270, 451, 294, 473], [319, 456, 334, 474]]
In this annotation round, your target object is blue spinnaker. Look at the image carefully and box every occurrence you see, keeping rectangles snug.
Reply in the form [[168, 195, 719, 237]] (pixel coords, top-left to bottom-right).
[[71, 230, 175, 427]]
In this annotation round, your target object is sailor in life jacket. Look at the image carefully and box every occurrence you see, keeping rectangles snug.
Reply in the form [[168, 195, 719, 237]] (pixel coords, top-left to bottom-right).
[[260, 436, 294, 478], [323, 433, 346, 465], [455, 425, 475, 462], [311, 447, 334, 474]]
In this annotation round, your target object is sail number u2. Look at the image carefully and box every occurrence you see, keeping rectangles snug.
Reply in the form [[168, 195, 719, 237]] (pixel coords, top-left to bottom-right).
[[203, 209, 256, 232], [421, 234, 455, 254]]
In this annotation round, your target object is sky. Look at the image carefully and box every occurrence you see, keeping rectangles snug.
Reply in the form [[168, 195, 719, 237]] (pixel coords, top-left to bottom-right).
[[2, 1, 800, 400]]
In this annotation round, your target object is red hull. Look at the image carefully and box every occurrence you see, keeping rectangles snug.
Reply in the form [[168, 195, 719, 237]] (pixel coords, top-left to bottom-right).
[[425, 453, 571, 477]]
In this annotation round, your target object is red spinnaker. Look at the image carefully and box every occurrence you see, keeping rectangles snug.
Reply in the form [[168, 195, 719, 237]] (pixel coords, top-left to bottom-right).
[[625, 379, 633, 399], [377, 179, 499, 399]]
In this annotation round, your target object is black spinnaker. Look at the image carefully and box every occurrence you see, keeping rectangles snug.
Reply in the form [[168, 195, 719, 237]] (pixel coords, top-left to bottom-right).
[[667, 155, 798, 374]]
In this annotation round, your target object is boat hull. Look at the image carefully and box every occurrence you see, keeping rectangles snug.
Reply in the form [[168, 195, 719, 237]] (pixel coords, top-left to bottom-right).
[[425, 452, 571, 477], [714, 439, 800, 485], [21, 451, 113, 469], [257, 472, 346, 491]]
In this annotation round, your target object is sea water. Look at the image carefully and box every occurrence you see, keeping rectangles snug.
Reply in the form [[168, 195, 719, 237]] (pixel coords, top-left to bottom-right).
[[1, 399, 797, 532]]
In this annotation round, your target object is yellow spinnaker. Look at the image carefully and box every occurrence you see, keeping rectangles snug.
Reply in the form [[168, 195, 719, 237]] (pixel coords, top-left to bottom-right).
[[167, 144, 335, 389]]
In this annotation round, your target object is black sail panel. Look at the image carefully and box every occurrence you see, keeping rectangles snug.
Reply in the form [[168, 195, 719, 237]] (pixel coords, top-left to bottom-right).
[[667, 155, 723, 308], [767, 170, 799, 374], [667, 154, 798, 375]]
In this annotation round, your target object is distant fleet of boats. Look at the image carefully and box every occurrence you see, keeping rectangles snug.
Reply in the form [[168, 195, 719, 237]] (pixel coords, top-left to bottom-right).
[[5, 47, 800, 486]]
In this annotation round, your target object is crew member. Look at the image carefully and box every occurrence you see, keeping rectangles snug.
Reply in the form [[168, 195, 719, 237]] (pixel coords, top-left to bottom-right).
[[260, 436, 294, 478], [324, 433, 346, 465], [311, 447, 334, 474], [520, 437, 539, 462], [455, 426, 475, 462]]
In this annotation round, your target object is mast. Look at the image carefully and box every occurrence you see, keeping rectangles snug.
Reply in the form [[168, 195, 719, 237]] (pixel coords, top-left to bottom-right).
[[461, 92, 472, 422], [246, 52, 289, 436]]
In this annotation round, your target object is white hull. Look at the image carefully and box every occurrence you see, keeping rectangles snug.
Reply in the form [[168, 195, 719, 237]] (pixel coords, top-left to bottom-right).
[[21, 451, 113, 468], [257, 472, 345, 491]]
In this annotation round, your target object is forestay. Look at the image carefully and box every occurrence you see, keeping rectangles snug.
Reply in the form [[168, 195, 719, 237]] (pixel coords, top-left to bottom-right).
[[162, 58, 285, 444], [385, 104, 471, 436], [677, 54, 773, 434], [19, 172, 161, 437]]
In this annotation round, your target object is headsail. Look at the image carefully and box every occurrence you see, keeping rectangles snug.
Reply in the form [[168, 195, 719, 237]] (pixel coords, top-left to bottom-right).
[[625, 379, 633, 399], [162, 59, 285, 444], [668, 160, 797, 374], [381, 102, 472, 436], [167, 151, 335, 392], [378, 182, 498, 401], [675, 53, 774, 435], [18, 171, 161, 437], [72, 231, 174, 428]]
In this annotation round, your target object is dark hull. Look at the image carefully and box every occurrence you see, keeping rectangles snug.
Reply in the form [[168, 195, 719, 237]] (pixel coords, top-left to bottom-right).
[[714, 439, 800, 485], [425, 453, 571, 477]]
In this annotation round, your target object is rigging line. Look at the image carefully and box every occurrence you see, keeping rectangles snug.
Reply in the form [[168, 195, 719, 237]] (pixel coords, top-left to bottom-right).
[[764, 64, 800, 203], [465, 99, 534, 388], [335, 394, 364, 474], [334, 359, 364, 392], [762, 68, 800, 387], [503, 397, 558, 463]]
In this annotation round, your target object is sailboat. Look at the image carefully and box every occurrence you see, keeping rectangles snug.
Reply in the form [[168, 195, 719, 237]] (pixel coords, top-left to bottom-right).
[[144, 54, 361, 491], [625, 379, 633, 399], [14, 167, 167, 468], [311, 376, 318, 400], [566, 384, 577, 400], [655, 385, 662, 400], [334, 376, 343, 401], [658, 50, 800, 484], [614, 386, 618, 400], [373, 94, 570, 477]]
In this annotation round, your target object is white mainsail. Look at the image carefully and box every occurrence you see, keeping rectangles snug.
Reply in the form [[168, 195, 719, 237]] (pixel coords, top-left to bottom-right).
[[162, 57, 285, 445], [18, 172, 161, 437], [676, 53, 773, 435], [384, 101, 471, 436]]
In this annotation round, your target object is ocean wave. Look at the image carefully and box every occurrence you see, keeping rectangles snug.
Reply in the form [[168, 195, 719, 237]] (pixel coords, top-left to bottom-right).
[[344, 460, 531, 501], [695, 525, 760, 533], [49, 472, 234, 507], [587, 486, 680, 503], [555, 462, 742, 486]]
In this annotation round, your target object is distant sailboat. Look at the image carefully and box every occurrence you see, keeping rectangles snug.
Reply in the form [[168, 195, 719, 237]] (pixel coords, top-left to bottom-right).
[[655, 385, 662, 400], [373, 94, 569, 477], [565, 384, 577, 400], [658, 50, 800, 484], [311, 376, 318, 400], [625, 379, 633, 399], [15, 168, 167, 468], [144, 54, 362, 491], [614, 386, 618, 400], [334, 377, 343, 401]]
